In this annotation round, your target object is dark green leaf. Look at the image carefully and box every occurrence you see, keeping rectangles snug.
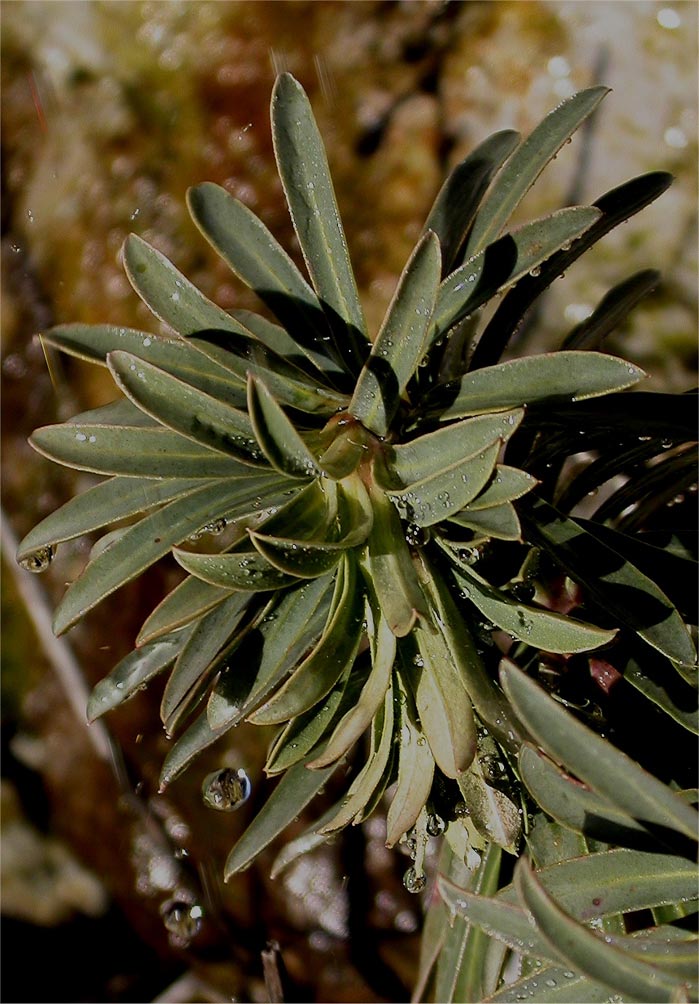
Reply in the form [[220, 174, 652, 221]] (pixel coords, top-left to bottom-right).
[[563, 269, 661, 350], [449, 500, 522, 541], [173, 548, 296, 591], [247, 375, 321, 479], [137, 575, 233, 644]]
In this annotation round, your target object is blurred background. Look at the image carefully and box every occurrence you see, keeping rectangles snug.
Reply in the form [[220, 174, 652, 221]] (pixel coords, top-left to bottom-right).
[[1, 2, 696, 1001]]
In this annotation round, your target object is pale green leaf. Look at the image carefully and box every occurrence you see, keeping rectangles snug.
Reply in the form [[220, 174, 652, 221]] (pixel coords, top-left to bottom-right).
[[137, 575, 233, 644], [462, 86, 609, 257], [350, 230, 441, 436], [466, 465, 538, 510], [457, 760, 522, 853], [385, 677, 435, 847], [173, 548, 296, 591], [449, 500, 522, 540], [272, 73, 368, 371], [501, 662, 699, 842]]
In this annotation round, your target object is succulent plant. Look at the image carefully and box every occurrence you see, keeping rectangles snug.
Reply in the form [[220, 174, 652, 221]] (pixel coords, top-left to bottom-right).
[[18, 73, 698, 1001]]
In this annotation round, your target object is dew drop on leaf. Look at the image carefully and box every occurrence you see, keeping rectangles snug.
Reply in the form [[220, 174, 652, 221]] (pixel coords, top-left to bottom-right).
[[403, 867, 426, 894], [19, 544, 55, 573], [201, 767, 251, 811], [426, 813, 445, 836]]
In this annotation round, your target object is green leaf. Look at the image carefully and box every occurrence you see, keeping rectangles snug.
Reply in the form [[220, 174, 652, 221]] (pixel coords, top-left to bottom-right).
[[563, 268, 661, 350], [186, 182, 344, 375], [385, 676, 435, 847], [417, 555, 523, 754], [423, 129, 520, 274], [308, 592, 394, 769], [123, 234, 252, 336], [410, 622, 477, 779], [160, 592, 253, 735], [387, 440, 501, 528], [264, 669, 351, 775], [486, 966, 615, 1003], [272, 73, 368, 371], [224, 758, 338, 878], [431, 207, 601, 342], [173, 548, 296, 591], [16, 476, 204, 560], [30, 423, 252, 479], [318, 679, 397, 833], [107, 351, 265, 465], [472, 172, 674, 370], [189, 330, 348, 413], [248, 554, 365, 725], [43, 323, 249, 406], [468, 465, 538, 510], [450, 500, 522, 541], [462, 86, 609, 258], [519, 743, 669, 851], [522, 495, 697, 671], [622, 654, 699, 735], [159, 707, 236, 790], [247, 375, 321, 479], [349, 230, 441, 436], [53, 479, 266, 634], [457, 760, 522, 853], [87, 627, 193, 722], [514, 857, 686, 1002], [360, 475, 429, 636], [501, 662, 699, 843], [389, 409, 524, 485], [137, 575, 233, 644], [431, 351, 645, 420], [449, 560, 616, 654]]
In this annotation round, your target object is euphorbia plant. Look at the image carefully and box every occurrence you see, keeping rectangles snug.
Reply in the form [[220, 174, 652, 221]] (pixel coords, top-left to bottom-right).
[[18, 73, 697, 1002]]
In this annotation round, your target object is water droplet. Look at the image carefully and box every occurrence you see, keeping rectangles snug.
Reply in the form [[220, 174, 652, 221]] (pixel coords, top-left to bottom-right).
[[426, 813, 445, 836], [454, 800, 470, 818], [529, 265, 541, 278], [160, 898, 203, 942], [201, 767, 251, 811], [403, 867, 426, 894], [19, 545, 55, 573]]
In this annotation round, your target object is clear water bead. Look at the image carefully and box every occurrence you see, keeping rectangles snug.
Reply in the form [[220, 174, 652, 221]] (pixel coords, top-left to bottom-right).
[[160, 898, 203, 942], [201, 767, 251, 811], [19, 544, 55, 573], [403, 867, 427, 894]]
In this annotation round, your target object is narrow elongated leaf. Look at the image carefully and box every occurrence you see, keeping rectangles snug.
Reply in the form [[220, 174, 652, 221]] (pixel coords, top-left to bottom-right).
[[385, 678, 435, 847], [17, 476, 203, 559], [160, 592, 252, 734], [308, 593, 394, 768], [248, 555, 365, 724], [350, 231, 441, 436], [431, 207, 601, 342], [138, 575, 233, 644], [87, 627, 193, 721], [360, 477, 428, 636], [228, 307, 320, 372], [423, 129, 520, 273], [457, 761, 522, 853], [30, 424, 252, 479], [563, 268, 661, 350], [390, 409, 523, 485], [247, 375, 321, 479], [264, 670, 351, 775], [501, 662, 699, 842], [450, 561, 616, 653], [522, 495, 697, 670], [450, 501, 522, 541], [623, 655, 699, 735], [462, 86, 609, 258], [224, 758, 338, 878], [107, 351, 264, 465], [487, 966, 615, 1003], [411, 624, 477, 779], [318, 680, 396, 833], [430, 352, 645, 420], [417, 555, 523, 753], [53, 479, 261, 634], [43, 323, 249, 405], [519, 743, 667, 850], [515, 858, 685, 1002], [213, 574, 334, 727], [189, 330, 347, 413], [387, 440, 501, 528], [272, 73, 368, 371], [173, 548, 295, 591], [186, 182, 343, 373], [472, 172, 673, 369], [159, 707, 235, 790], [466, 465, 538, 509], [123, 234, 252, 336]]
